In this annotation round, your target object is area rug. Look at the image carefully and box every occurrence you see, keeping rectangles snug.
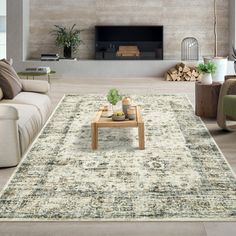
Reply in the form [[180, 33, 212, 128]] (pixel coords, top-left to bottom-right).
[[0, 94, 236, 221]]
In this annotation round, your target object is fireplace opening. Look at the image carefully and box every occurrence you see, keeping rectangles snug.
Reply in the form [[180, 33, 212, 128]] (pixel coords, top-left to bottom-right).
[[95, 26, 163, 60]]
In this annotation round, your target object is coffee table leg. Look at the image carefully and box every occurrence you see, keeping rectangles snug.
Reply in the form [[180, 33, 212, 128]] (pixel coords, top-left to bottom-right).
[[91, 123, 98, 150], [138, 122, 145, 150]]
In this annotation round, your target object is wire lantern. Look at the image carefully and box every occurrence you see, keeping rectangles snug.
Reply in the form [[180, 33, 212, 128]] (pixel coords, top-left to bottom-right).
[[181, 37, 199, 61]]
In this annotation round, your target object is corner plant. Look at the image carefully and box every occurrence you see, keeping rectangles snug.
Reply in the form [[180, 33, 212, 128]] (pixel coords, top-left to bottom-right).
[[197, 62, 217, 74], [50, 24, 83, 58], [107, 89, 122, 112]]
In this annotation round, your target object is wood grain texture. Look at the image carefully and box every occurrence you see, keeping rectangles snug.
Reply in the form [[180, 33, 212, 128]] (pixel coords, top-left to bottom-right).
[[195, 82, 222, 118], [29, 0, 229, 60], [91, 122, 98, 150], [138, 122, 145, 150], [91, 106, 145, 149]]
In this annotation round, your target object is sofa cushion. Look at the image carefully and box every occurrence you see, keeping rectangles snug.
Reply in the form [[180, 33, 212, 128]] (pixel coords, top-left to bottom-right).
[[3, 103, 42, 155], [0, 59, 22, 99], [1, 92, 52, 125]]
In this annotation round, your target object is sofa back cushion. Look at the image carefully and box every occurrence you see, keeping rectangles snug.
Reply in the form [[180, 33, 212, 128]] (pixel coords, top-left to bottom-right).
[[0, 59, 22, 99]]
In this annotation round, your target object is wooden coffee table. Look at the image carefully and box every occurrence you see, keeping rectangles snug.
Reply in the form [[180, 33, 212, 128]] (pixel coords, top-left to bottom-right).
[[91, 106, 145, 150]]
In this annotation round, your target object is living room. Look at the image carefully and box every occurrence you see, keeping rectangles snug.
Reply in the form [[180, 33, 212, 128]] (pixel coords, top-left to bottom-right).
[[0, 0, 236, 235]]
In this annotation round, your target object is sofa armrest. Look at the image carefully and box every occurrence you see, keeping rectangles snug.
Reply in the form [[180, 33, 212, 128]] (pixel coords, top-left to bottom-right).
[[21, 80, 50, 94], [0, 105, 21, 167], [0, 105, 19, 120]]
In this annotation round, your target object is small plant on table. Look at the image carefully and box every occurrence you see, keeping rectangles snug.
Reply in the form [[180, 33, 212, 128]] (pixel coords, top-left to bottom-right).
[[107, 89, 122, 112], [107, 89, 125, 120], [197, 62, 217, 85], [197, 62, 217, 74]]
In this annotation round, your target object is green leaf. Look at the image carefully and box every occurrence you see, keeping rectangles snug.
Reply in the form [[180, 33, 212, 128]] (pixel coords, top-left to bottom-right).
[[107, 89, 122, 105], [197, 62, 217, 74], [50, 24, 84, 53]]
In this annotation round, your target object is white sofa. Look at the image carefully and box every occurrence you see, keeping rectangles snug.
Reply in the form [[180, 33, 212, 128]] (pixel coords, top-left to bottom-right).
[[0, 79, 52, 167]]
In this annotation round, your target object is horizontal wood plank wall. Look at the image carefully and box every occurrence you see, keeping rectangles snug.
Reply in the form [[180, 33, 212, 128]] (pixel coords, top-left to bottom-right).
[[29, 0, 229, 60]]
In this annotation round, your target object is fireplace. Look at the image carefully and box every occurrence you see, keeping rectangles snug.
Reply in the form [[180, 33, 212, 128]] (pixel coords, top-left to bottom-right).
[[95, 26, 163, 60]]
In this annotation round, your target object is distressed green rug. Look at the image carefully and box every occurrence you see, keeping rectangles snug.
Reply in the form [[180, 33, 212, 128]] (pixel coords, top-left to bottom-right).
[[0, 94, 236, 221]]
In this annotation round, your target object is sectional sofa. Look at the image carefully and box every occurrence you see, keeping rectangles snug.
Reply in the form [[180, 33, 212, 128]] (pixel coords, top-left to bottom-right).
[[0, 60, 52, 167]]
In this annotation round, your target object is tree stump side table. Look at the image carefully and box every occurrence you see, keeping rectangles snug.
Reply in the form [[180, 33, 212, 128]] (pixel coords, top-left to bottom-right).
[[195, 82, 222, 118]]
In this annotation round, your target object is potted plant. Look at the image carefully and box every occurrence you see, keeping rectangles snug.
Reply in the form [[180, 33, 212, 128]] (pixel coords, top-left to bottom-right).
[[51, 24, 83, 59], [107, 89, 125, 120], [204, 0, 228, 82], [197, 62, 217, 85]]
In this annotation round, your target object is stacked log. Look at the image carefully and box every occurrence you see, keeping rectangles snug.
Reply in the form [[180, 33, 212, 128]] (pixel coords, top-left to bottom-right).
[[116, 46, 140, 57], [165, 63, 201, 82]]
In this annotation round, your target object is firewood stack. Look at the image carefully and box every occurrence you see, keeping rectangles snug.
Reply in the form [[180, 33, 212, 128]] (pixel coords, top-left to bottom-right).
[[165, 63, 201, 82], [116, 46, 140, 57]]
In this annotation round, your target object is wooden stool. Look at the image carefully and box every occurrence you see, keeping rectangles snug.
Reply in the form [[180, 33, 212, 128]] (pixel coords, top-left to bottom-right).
[[195, 82, 222, 118]]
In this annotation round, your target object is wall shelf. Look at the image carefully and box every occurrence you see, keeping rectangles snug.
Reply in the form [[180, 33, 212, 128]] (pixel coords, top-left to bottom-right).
[[15, 60, 234, 79]]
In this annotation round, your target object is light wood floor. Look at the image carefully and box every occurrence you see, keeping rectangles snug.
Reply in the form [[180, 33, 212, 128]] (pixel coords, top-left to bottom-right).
[[0, 77, 236, 236]]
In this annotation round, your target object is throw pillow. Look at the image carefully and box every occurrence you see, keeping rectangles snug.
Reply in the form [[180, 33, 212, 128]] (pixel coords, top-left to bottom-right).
[[0, 88, 3, 100], [0, 59, 22, 99]]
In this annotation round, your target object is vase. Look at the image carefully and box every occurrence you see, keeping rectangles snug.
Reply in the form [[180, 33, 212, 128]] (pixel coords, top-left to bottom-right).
[[201, 73, 213, 85], [127, 106, 136, 120], [204, 56, 228, 82], [111, 101, 122, 113], [122, 97, 131, 118], [63, 46, 72, 58]]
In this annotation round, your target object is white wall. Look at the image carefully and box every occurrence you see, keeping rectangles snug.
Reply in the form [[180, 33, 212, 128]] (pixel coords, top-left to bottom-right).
[[0, 32, 6, 59], [7, 0, 29, 62], [0, 0, 6, 16], [0, 0, 6, 59], [6, 0, 236, 78]]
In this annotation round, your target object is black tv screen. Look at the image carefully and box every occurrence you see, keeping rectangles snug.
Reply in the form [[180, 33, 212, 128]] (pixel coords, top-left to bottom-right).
[[95, 26, 163, 42]]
